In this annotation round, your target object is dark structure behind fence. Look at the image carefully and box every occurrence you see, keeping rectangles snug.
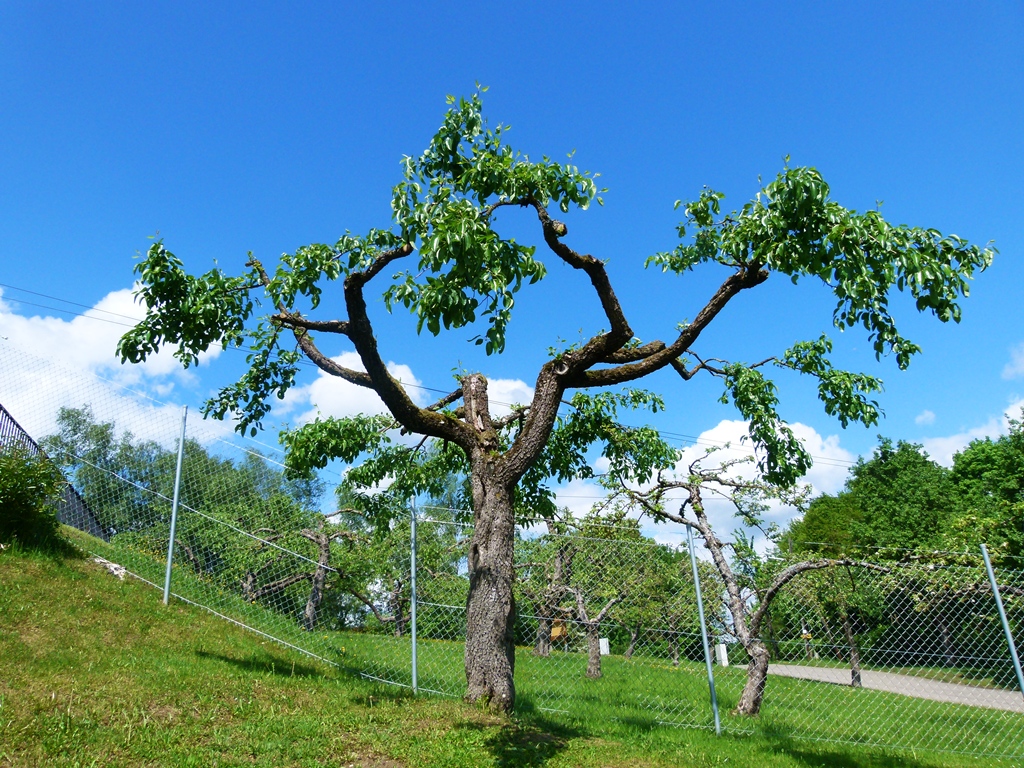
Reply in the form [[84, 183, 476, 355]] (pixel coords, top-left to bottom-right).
[[0, 401, 108, 541]]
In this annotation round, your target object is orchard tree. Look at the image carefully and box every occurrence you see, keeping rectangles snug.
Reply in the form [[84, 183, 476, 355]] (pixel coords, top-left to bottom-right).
[[604, 450, 892, 715], [118, 90, 993, 712]]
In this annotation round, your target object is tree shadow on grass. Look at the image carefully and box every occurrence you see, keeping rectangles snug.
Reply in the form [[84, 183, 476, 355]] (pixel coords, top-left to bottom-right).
[[456, 715, 582, 768], [194, 649, 324, 679], [759, 727, 952, 768]]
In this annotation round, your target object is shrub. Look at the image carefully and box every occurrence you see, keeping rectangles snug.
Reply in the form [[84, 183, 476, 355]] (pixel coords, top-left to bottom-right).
[[0, 443, 68, 551]]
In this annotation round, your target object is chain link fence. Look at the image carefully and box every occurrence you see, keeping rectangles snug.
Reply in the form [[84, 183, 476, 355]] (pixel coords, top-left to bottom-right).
[[2, 337, 1023, 760], [753, 550, 1024, 756]]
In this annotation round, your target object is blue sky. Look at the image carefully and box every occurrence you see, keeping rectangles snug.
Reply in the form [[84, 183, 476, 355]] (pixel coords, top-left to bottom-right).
[[1, 2, 1022, 530]]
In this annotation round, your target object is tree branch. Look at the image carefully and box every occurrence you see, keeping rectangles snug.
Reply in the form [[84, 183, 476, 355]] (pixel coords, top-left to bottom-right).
[[341, 244, 475, 448], [751, 560, 891, 636], [570, 265, 769, 388], [249, 572, 313, 602]]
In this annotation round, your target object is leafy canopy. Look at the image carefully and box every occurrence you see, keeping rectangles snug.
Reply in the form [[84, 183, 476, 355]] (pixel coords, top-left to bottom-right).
[[117, 89, 995, 495]]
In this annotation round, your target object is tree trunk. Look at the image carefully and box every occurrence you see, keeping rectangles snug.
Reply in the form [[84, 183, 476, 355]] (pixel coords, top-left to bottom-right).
[[735, 640, 770, 716], [241, 571, 256, 602], [841, 611, 862, 688], [533, 532, 572, 657], [390, 584, 406, 637], [624, 625, 640, 659], [463, 473, 516, 712], [764, 609, 782, 659], [667, 620, 680, 667], [301, 528, 332, 631], [936, 613, 955, 666], [586, 625, 602, 678], [534, 614, 552, 656]]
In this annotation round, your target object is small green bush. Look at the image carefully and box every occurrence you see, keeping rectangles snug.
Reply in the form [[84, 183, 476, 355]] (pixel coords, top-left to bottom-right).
[[0, 443, 68, 551]]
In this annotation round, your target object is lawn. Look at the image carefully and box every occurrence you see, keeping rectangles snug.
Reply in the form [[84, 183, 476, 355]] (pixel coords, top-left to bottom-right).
[[0, 533, 1017, 767]]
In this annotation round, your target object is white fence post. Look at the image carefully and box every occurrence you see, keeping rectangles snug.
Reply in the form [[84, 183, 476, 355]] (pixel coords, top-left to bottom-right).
[[162, 405, 188, 606], [410, 497, 418, 694], [688, 525, 721, 735], [981, 543, 1024, 699]]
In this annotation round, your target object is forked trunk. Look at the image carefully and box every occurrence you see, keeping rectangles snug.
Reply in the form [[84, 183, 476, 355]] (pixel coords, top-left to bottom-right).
[[464, 474, 516, 712], [586, 625, 603, 678], [735, 640, 770, 716]]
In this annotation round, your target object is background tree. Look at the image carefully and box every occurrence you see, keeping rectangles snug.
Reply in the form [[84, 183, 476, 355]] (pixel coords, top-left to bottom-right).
[[845, 439, 955, 550], [117, 90, 994, 712], [606, 450, 889, 716], [948, 409, 1024, 561]]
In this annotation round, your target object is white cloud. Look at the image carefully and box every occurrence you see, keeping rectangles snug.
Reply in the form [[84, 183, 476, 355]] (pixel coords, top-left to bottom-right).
[[283, 351, 427, 424], [580, 419, 855, 553], [282, 365, 535, 428], [789, 422, 856, 496], [0, 288, 231, 448], [1002, 343, 1024, 380], [915, 409, 936, 426], [921, 398, 1024, 466], [485, 378, 534, 418], [0, 286, 220, 388], [551, 477, 605, 518], [0, 336, 231, 450], [668, 419, 853, 500]]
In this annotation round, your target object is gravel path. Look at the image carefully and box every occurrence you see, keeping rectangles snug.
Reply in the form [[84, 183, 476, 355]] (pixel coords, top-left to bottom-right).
[[768, 663, 1024, 713]]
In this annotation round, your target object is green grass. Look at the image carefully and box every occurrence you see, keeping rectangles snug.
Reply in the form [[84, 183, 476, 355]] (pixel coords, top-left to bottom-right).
[[0, 533, 1017, 767]]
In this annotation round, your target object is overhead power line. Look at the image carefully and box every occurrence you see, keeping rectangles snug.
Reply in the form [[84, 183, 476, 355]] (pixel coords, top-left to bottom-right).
[[0, 280, 858, 468]]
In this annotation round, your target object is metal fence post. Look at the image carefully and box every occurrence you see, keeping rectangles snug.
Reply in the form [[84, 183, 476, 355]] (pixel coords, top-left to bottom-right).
[[981, 543, 1024, 699], [163, 405, 188, 605], [688, 525, 721, 735], [410, 497, 418, 694]]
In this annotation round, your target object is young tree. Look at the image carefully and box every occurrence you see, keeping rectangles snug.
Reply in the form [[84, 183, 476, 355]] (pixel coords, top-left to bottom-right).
[[117, 90, 993, 712]]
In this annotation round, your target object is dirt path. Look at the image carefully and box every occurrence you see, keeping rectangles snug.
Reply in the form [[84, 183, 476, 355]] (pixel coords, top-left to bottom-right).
[[768, 663, 1024, 713]]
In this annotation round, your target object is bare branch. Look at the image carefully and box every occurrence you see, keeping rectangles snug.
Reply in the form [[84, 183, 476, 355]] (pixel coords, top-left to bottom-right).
[[272, 313, 351, 336], [751, 559, 891, 635], [570, 264, 769, 388], [341, 244, 474, 448], [249, 572, 313, 602], [492, 405, 529, 430]]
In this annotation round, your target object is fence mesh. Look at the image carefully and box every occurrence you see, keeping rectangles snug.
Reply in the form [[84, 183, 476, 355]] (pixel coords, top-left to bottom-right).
[[752, 553, 1024, 756], [2, 337, 1023, 760]]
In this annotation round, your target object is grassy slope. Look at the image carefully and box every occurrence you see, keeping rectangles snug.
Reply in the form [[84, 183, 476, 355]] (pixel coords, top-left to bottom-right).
[[0, 539, 1002, 768]]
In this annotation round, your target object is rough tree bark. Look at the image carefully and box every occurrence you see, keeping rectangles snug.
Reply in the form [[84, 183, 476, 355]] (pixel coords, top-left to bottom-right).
[[463, 466, 517, 706], [300, 526, 332, 631]]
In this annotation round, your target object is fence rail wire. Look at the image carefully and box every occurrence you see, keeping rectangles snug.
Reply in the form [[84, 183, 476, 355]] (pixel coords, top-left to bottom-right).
[[2, 338, 1023, 760]]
